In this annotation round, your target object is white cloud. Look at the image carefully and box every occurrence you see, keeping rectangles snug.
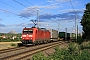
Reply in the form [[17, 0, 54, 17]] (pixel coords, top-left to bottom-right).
[[55, 0, 70, 3], [35, 5, 60, 9], [18, 0, 78, 18], [0, 23, 6, 27], [0, 27, 6, 30], [48, 0, 70, 3], [18, 6, 37, 18], [60, 9, 84, 13], [18, 5, 60, 18], [6, 23, 32, 27]]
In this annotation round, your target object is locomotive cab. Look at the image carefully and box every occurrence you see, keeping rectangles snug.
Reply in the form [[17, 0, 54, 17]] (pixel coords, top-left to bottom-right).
[[21, 28, 34, 44], [21, 27, 51, 45]]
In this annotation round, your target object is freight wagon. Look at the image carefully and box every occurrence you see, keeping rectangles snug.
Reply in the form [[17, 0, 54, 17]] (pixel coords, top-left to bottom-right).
[[48, 29, 58, 41], [70, 33, 75, 40], [67, 33, 70, 40], [58, 32, 75, 40], [58, 32, 66, 40]]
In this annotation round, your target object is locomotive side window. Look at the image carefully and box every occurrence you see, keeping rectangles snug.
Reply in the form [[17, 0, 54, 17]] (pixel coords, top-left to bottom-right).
[[23, 30, 33, 34]]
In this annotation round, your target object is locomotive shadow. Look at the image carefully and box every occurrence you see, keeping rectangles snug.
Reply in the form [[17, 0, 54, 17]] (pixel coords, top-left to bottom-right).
[[17, 43, 23, 47]]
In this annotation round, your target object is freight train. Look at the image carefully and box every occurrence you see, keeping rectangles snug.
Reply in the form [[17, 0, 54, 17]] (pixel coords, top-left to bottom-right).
[[21, 27, 75, 45]]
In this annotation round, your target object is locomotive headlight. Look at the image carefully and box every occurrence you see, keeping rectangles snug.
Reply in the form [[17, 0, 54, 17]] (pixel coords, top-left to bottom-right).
[[22, 35, 26, 37], [29, 35, 32, 37]]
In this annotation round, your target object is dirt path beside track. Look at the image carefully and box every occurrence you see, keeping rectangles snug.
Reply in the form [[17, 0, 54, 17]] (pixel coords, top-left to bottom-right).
[[0, 42, 21, 50]]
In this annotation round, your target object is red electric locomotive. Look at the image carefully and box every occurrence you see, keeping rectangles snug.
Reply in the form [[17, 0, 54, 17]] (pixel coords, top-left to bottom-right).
[[21, 27, 51, 45]]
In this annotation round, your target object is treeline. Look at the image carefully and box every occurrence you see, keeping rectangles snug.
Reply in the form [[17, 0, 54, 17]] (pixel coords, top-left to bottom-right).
[[0, 33, 21, 42], [75, 2, 90, 43], [81, 3, 90, 40]]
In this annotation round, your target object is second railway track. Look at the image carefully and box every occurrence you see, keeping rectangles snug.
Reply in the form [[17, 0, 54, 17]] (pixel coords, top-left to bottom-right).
[[0, 41, 68, 60]]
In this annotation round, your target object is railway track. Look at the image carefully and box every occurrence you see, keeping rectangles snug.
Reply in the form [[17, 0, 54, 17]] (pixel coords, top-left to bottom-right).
[[0, 41, 68, 60], [0, 46, 26, 54]]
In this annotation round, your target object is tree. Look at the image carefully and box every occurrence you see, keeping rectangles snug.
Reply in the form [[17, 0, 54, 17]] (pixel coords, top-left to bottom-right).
[[81, 3, 90, 39]]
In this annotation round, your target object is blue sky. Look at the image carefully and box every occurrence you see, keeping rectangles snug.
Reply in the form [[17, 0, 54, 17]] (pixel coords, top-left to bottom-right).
[[0, 0, 90, 33]]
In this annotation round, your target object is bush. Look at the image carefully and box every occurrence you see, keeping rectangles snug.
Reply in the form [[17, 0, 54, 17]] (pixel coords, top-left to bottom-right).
[[77, 36, 83, 44], [68, 42, 80, 54], [32, 42, 90, 60], [32, 52, 48, 60], [79, 50, 90, 60]]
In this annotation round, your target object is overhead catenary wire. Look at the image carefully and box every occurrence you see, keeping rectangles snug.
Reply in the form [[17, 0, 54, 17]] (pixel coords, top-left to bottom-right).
[[69, 0, 77, 16], [13, 0, 27, 7], [24, 0, 59, 28], [13, 0, 38, 21], [24, 0, 51, 15], [16, 0, 76, 32], [13, 0, 53, 20], [12, 0, 36, 17], [0, 9, 18, 15], [13, 0, 40, 28], [24, 0, 42, 27], [69, 0, 77, 40], [0, 0, 21, 11], [0, 0, 22, 16], [24, 0, 34, 6]]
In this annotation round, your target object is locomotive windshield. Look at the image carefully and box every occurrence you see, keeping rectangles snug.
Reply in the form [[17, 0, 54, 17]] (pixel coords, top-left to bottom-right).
[[23, 30, 33, 34]]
